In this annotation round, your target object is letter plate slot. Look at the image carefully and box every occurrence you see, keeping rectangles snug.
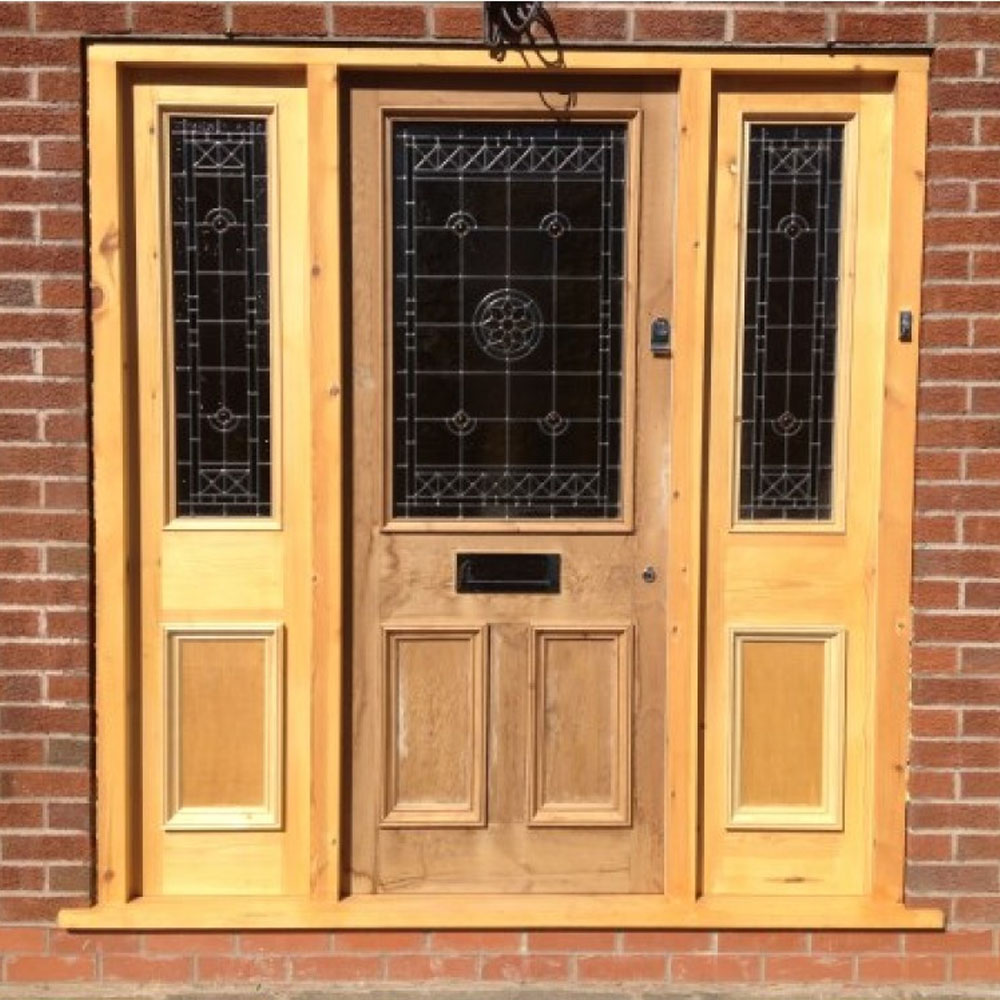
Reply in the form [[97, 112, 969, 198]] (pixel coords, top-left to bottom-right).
[[456, 553, 561, 594]]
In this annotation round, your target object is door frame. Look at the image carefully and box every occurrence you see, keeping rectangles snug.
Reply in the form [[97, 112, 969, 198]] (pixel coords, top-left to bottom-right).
[[63, 43, 939, 931]]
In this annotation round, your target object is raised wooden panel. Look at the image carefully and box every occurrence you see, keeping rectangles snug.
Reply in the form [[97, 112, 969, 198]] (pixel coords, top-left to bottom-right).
[[381, 626, 487, 827], [528, 626, 632, 827], [164, 625, 284, 830], [728, 628, 845, 830], [740, 640, 824, 807]]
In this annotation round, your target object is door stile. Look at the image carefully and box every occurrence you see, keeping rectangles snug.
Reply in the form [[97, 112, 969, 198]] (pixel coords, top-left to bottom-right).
[[346, 81, 381, 895], [631, 83, 678, 894], [133, 82, 164, 895], [277, 88, 314, 901], [871, 68, 927, 903], [88, 50, 139, 907], [307, 63, 345, 902], [666, 66, 713, 904]]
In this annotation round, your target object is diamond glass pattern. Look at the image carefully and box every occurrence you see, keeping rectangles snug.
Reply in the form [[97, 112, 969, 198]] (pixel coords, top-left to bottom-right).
[[392, 121, 626, 519], [169, 116, 271, 517], [738, 124, 844, 521]]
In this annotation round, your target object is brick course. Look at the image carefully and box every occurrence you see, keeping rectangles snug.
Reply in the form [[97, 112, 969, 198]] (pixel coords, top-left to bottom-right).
[[1, 1, 999, 992]]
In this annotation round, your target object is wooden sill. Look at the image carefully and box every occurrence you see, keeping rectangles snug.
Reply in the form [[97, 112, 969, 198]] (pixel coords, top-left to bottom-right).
[[59, 895, 944, 931]]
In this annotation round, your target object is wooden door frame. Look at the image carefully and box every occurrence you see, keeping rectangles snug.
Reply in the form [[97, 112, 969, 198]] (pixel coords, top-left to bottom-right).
[[64, 43, 939, 930]]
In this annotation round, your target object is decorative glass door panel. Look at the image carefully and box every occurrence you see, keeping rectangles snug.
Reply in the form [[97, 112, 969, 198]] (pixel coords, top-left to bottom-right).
[[169, 116, 273, 518], [348, 79, 676, 894], [738, 124, 845, 522], [391, 122, 626, 520]]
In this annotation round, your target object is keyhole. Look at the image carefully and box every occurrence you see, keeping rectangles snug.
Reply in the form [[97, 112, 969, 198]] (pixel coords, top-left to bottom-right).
[[642, 566, 657, 583]]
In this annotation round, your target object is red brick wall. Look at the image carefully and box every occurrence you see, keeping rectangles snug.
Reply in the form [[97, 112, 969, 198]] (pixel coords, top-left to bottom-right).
[[0, 1, 998, 991]]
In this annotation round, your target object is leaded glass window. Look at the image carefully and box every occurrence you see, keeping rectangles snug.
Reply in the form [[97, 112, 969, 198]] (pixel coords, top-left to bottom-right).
[[391, 121, 626, 520], [169, 116, 272, 517], [738, 124, 844, 522]]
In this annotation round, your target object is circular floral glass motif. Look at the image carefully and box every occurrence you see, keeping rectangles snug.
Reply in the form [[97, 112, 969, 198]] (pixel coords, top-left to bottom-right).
[[446, 210, 477, 238], [777, 213, 810, 239], [472, 288, 544, 362], [206, 404, 240, 433], [538, 211, 570, 239], [445, 409, 477, 436], [204, 206, 238, 234], [538, 410, 569, 436], [770, 409, 804, 436]]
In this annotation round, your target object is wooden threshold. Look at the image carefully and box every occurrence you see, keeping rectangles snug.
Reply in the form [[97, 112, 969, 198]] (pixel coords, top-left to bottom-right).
[[60, 895, 943, 931]]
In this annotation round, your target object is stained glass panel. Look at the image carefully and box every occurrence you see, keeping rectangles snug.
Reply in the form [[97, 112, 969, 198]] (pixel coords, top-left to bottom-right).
[[391, 121, 627, 520], [169, 115, 272, 517], [738, 124, 844, 521]]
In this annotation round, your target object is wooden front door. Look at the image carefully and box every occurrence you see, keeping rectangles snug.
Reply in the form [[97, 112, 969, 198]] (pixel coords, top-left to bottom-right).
[[347, 76, 676, 895]]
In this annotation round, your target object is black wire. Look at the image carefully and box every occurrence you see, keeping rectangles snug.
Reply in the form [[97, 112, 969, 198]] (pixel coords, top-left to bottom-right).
[[500, 2, 541, 35], [486, 2, 550, 58]]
